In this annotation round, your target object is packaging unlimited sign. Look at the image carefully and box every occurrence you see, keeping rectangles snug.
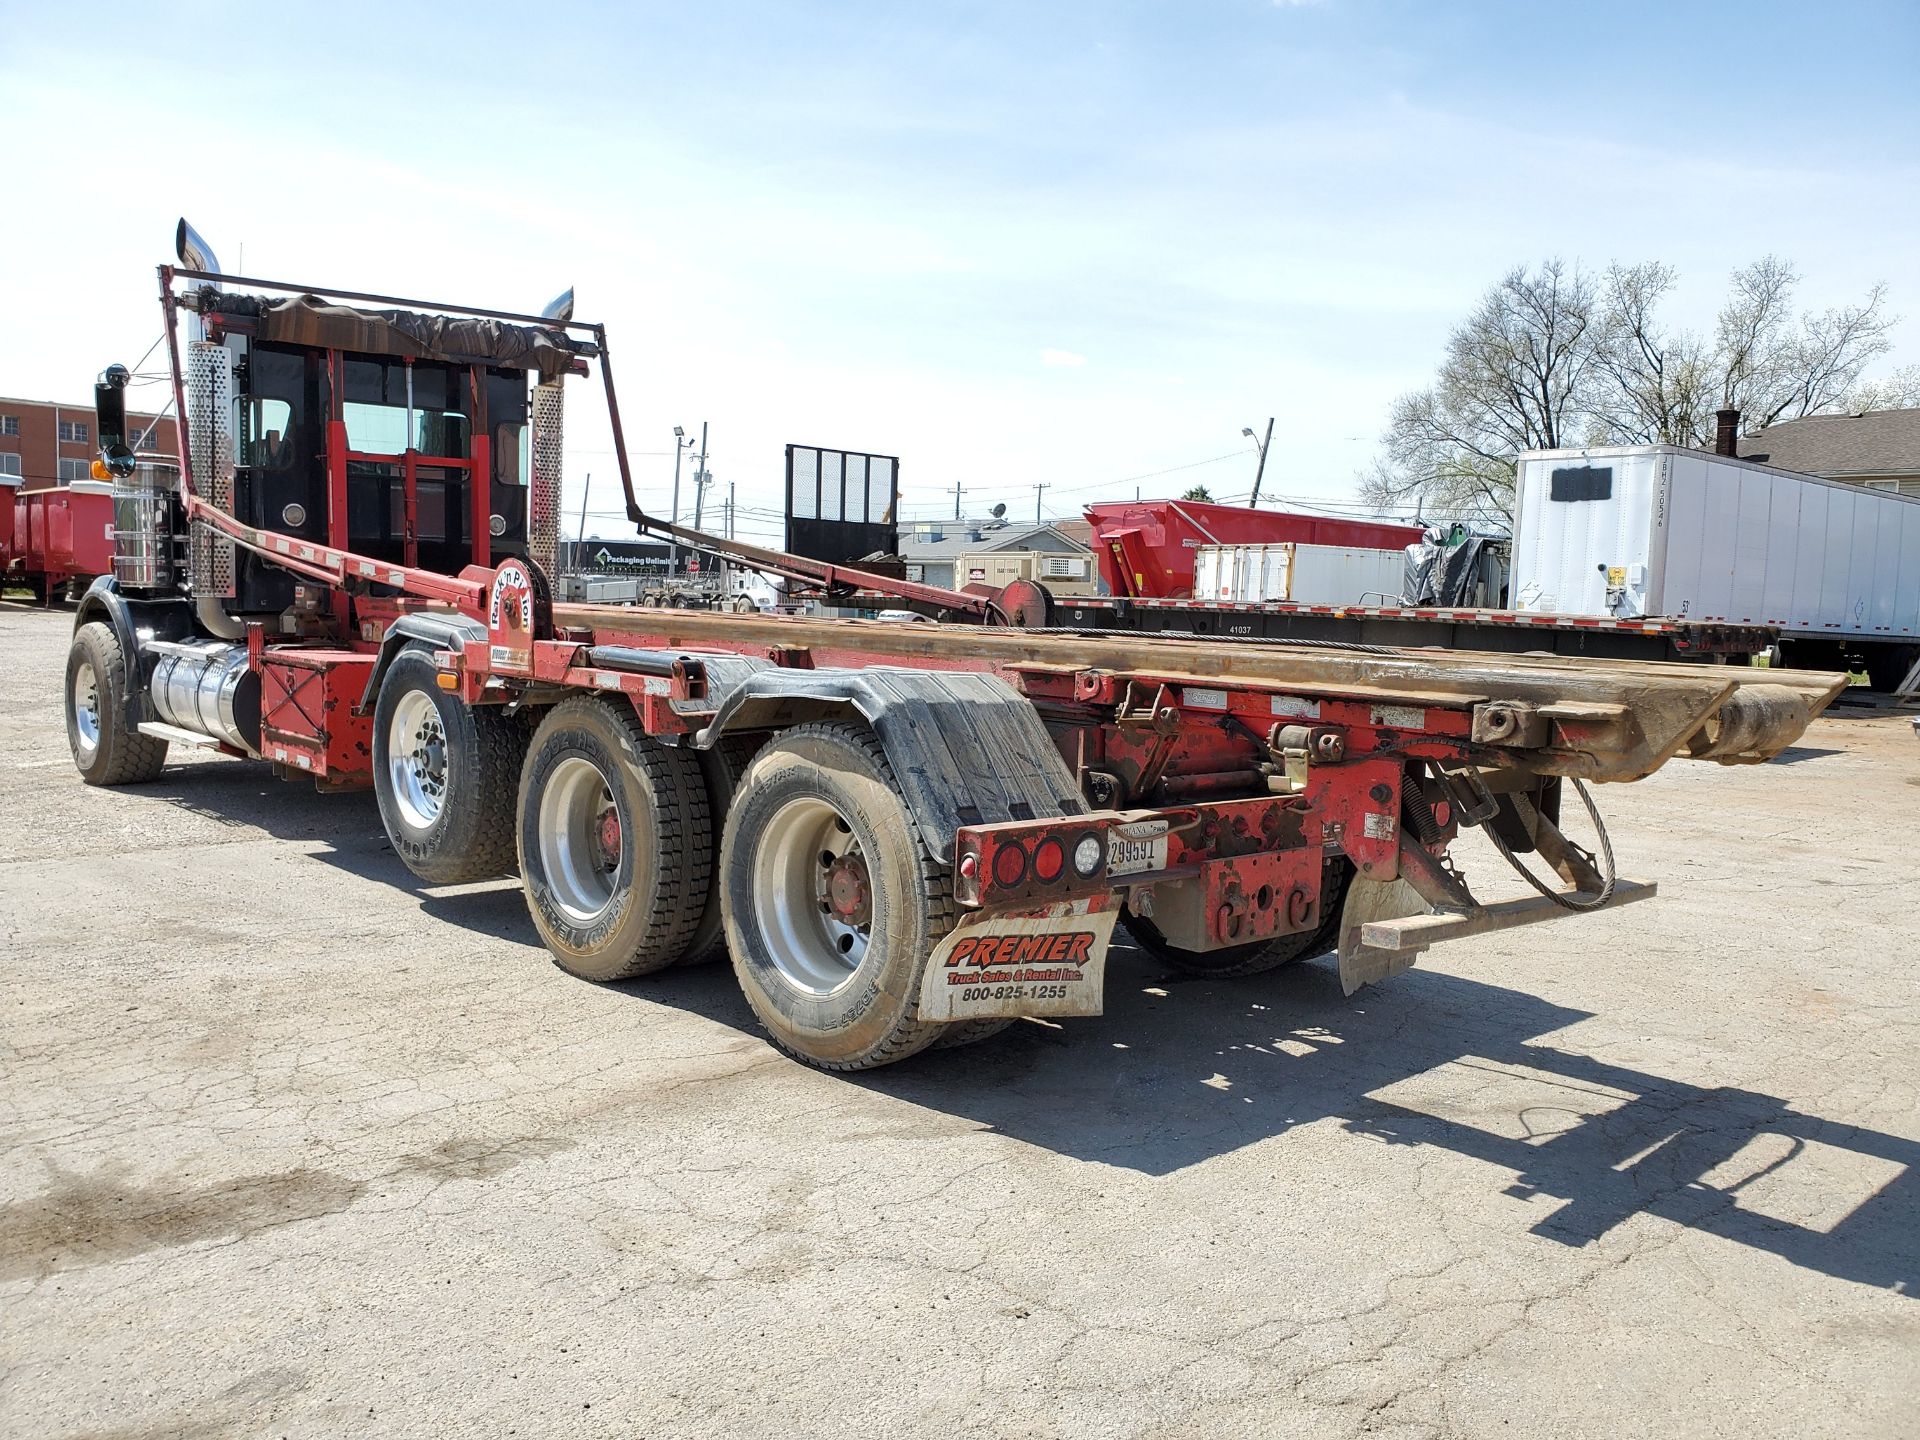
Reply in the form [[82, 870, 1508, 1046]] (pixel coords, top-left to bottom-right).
[[917, 901, 1117, 1022]]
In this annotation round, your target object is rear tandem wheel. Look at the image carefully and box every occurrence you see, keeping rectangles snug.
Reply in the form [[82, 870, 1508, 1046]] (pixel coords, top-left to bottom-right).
[[516, 697, 712, 982]]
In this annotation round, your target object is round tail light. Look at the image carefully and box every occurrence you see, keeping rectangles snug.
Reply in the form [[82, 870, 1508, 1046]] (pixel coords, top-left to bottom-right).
[[991, 842, 1029, 888], [1032, 838, 1066, 883]]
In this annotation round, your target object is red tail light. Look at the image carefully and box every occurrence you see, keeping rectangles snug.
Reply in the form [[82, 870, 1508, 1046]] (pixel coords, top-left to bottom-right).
[[992, 841, 1029, 888], [1032, 837, 1065, 883]]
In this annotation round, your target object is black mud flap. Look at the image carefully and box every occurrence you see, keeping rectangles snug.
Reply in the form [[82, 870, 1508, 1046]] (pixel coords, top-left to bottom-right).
[[699, 667, 1088, 864]]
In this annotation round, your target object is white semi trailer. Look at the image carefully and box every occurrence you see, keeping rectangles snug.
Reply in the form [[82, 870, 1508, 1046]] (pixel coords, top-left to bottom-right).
[[1512, 445, 1920, 690]]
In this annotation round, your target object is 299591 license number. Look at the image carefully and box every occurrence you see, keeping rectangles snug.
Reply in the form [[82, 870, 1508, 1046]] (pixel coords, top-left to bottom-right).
[[1107, 820, 1169, 877]]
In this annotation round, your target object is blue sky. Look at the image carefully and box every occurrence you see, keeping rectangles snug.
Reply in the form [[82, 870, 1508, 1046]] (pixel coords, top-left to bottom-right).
[[1, 0, 1914, 544]]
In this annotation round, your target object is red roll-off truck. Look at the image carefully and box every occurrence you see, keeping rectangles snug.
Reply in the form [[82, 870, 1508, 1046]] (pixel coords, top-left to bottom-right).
[[61, 223, 1843, 1071]]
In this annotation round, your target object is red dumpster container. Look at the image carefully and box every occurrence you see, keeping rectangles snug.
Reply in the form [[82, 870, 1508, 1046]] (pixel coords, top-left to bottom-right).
[[1085, 498, 1423, 599]]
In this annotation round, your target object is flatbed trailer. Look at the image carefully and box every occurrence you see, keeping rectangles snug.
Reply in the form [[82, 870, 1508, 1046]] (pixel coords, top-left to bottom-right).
[[1045, 593, 1771, 662], [61, 224, 1845, 1072]]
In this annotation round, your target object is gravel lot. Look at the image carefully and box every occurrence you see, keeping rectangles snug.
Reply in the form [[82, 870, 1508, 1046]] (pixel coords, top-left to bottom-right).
[[3, 599, 1916, 1439]]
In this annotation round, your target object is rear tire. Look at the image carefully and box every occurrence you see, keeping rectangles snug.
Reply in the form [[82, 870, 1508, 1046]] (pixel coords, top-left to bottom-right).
[[679, 733, 769, 966], [1122, 856, 1354, 977], [372, 645, 523, 884], [720, 721, 953, 1071], [517, 697, 711, 982], [66, 621, 168, 786]]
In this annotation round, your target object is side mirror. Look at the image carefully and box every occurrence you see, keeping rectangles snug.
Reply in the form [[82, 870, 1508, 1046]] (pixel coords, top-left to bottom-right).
[[94, 364, 136, 478]]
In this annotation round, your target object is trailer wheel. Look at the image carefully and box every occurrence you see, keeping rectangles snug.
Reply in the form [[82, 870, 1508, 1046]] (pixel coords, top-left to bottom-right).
[[373, 645, 522, 885], [517, 697, 711, 982], [720, 721, 953, 1071], [678, 733, 770, 967], [1122, 856, 1354, 978], [66, 621, 168, 786]]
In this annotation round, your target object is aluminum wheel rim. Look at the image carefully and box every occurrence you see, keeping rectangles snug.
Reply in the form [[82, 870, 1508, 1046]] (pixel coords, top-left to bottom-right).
[[537, 756, 624, 925], [752, 795, 872, 996], [71, 661, 101, 759], [387, 689, 448, 830]]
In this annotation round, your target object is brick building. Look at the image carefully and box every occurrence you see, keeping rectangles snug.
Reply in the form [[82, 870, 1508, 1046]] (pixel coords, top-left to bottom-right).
[[0, 397, 179, 491]]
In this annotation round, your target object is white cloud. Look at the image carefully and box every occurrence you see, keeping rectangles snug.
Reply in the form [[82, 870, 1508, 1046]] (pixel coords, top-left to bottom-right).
[[1040, 348, 1088, 368]]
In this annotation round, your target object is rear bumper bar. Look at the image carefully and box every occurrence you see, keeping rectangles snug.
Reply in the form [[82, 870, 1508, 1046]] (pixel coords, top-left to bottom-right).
[[1360, 878, 1658, 953]]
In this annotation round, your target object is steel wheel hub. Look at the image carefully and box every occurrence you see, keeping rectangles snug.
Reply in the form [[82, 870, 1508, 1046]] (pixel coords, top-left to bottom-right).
[[387, 690, 449, 830], [752, 796, 873, 995], [537, 755, 625, 926], [72, 660, 102, 758]]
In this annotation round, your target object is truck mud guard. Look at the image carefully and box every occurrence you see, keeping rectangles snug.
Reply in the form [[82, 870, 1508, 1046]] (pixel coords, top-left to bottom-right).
[[72, 577, 197, 732], [696, 667, 1089, 864], [356, 613, 490, 716]]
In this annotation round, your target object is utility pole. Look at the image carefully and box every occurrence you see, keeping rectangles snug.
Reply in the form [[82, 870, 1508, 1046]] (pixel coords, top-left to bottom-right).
[[1244, 417, 1274, 506], [691, 421, 711, 532], [574, 471, 592, 574], [727, 479, 736, 540], [1034, 481, 1050, 524], [952, 478, 964, 520]]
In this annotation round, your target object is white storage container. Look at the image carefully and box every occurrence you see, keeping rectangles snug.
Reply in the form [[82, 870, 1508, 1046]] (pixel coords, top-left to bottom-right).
[[1512, 445, 1920, 640], [1192, 543, 1407, 606]]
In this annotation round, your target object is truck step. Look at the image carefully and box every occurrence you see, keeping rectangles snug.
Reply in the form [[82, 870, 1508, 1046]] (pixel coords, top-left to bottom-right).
[[137, 721, 222, 749]]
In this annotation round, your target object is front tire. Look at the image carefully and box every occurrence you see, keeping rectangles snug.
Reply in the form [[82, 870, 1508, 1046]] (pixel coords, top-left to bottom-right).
[[372, 645, 523, 884], [517, 697, 711, 981], [66, 622, 168, 786], [720, 721, 954, 1071]]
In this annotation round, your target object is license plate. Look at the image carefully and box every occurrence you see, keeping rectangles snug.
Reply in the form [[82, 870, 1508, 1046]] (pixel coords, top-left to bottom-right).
[[1108, 820, 1169, 877]]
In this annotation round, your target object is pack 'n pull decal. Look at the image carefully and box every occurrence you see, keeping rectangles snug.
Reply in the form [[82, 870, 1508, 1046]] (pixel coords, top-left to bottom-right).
[[487, 560, 536, 670]]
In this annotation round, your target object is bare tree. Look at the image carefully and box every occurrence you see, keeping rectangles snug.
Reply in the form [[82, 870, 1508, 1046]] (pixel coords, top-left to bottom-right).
[[1843, 364, 1920, 412], [1367, 256, 1901, 525], [1361, 260, 1601, 523], [1590, 262, 1715, 444]]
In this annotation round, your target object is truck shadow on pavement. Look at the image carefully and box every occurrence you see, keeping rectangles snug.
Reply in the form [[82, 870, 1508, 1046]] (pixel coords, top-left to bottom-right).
[[854, 946, 1920, 1299], [130, 762, 547, 944], [127, 761, 1916, 1299]]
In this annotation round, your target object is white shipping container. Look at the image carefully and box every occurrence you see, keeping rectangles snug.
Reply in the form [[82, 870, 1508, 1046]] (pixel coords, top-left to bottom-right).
[[1511, 446, 1920, 640], [1192, 543, 1407, 606]]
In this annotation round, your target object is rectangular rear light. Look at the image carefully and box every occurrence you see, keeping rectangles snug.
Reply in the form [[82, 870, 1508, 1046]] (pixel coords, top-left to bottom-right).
[[954, 816, 1113, 908]]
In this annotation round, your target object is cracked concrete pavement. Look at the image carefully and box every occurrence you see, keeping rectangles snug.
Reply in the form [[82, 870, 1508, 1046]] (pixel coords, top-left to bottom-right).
[[2, 600, 1917, 1439]]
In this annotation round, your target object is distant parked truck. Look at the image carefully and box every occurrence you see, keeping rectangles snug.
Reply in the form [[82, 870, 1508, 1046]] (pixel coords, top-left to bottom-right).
[[1, 476, 116, 602], [1193, 542, 1408, 606], [1512, 445, 1920, 690]]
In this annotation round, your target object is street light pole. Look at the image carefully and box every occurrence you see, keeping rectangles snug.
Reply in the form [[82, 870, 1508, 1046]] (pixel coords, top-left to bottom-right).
[[1243, 418, 1274, 506]]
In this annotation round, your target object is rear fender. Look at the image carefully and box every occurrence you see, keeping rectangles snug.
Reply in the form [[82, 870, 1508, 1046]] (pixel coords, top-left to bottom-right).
[[698, 667, 1088, 865]]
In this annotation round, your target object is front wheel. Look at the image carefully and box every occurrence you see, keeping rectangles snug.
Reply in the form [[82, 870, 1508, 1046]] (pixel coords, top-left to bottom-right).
[[720, 721, 954, 1071], [66, 621, 168, 786]]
